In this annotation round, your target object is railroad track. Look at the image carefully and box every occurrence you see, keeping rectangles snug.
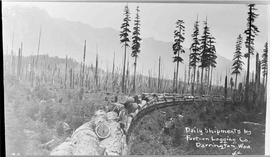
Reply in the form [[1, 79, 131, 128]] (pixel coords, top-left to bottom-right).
[[126, 97, 232, 144]]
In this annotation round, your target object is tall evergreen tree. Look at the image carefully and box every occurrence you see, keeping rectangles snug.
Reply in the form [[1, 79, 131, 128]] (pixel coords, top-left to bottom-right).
[[244, 4, 259, 104], [199, 18, 210, 94], [261, 42, 268, 86], [172, 20, 185, 93], [120, 5, 131, 93], [208, 35, 217, 92], [189, 17, 200, 95], [131, 6, 141, 93], [232, 34, 244, 89]]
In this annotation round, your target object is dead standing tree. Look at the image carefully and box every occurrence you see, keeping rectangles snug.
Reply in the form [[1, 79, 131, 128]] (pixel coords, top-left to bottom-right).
[[30, 27, 42, 87], [79, 40, 87, 100], [81, 40, 86, 88], [158, 56, 161, 93], [148, 70, 151, 91], [11, 32, 15, 75], [64, 55, 68, 88], [95, 51, 99, 90], [104, 66, 109, 92], [112, 52, 115, 92], [230, 77, 234, 95], [260, 42, 268, 105], [261, 42, 268, 87], [17, 43, 23, 80], [224, 75, 228, 100], [35, 27, 42, 80], [69, 68, 73, 88]]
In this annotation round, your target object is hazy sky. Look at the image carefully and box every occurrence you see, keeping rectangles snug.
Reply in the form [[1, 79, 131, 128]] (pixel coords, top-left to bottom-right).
[[3, 2, 269, 61]]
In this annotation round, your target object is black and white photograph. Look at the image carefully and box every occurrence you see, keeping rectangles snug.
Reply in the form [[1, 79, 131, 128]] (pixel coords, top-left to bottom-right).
[[2, 0, 269, 155]]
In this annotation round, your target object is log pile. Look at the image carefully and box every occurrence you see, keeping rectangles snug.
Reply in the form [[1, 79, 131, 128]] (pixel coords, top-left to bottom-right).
[[50, 93, 181, 155], [50, 110, 127, 155]]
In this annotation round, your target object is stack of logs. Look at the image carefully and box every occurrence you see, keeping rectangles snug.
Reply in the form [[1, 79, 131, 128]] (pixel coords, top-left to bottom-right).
[[50, 93, 179, 155]]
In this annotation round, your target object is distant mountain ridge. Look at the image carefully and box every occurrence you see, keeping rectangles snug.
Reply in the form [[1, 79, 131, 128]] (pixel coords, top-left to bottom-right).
[[2, 6, 236, 82]]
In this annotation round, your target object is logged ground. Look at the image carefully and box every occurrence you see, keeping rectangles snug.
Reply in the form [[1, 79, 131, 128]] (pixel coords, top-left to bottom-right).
[[129, 101, 265, 155], [4, 75, 115, 155], [4, 75, 266, 155]]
